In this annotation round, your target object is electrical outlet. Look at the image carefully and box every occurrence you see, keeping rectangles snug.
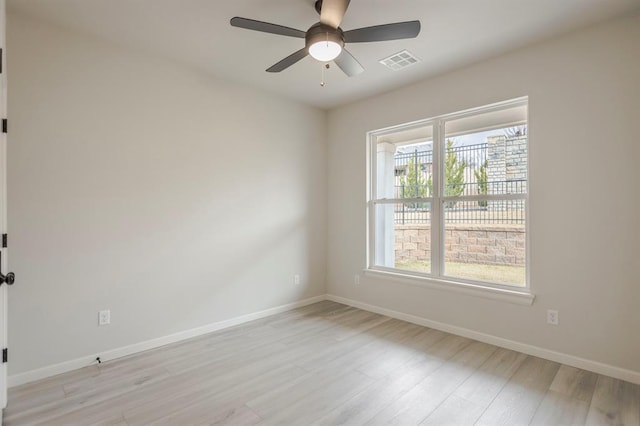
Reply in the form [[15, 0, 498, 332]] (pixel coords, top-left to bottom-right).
[[354, 274, 360, 285], [547, 309, 559, 326], [294, 274, 300, 286], [99, 310, 111, 326]]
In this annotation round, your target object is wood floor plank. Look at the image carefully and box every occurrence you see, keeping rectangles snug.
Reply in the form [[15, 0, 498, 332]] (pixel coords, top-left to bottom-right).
[[207, 404, 262, 426], [367, 341, 497, 425], [4, 366, 171, 425], [4, 302, 638, 426], [258, 369, 374, 425], [356, 327, 448, 379], [585, 375, 640, 426], [531, 392, 592, 426], [530, 365, 599, 425], [293, 318, 418, 373], [57, 411, 127, 426], [5, 379, 67, 417], [420, 394, 486, 426], [142, 366, 308, 425], [314, 340, 466, 426], [246, 368, 371, 420], [66, 337, 319, 425], [475, 355, 561, 426], [305, 321, 456, 379], [316, 310, 392, 341], [121, 342, 315, 423], [7, 362, 99, 410], [124, 364, 305, 425], [453, 347, 527, 406], [420, 348, 528, 425], [550, 365, 600, 402]]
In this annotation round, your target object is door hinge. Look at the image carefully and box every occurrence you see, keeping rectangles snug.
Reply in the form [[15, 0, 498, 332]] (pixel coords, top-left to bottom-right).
[[2, 234, 6, 248], [2, 119, 6, 134], [0, 48, 3, 74], [2, 348, 7, 363]]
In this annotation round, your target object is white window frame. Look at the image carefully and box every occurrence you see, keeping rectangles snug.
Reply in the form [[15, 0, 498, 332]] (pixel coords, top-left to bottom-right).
[[366, 98, 533, 304]]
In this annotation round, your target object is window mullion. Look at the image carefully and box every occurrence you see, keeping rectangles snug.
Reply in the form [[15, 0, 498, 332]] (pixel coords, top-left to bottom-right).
[[367, 132, 377, 269], [367, 200, 375, 269], [431, 120, 443, 277]]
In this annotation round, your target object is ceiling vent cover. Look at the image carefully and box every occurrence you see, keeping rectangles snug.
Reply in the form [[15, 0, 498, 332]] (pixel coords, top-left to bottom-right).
[[380, 50, 421, 71]]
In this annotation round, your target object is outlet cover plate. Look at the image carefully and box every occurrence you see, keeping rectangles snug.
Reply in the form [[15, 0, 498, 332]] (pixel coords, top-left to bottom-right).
[[99, 310, 111, 326]]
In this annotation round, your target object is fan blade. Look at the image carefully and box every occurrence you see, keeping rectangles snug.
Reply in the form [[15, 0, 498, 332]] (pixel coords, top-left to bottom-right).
[[344, 21, 421, 43], [320, 0, 351, 29], [266, 48, 309, 73], [230, 17, 306, 38], [334, 48, 364, 77]]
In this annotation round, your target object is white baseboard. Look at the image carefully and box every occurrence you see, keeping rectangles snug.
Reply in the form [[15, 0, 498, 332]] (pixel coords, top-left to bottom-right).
[[326, 294, 640, 385], [8, 295, 327, 388], [11, 293, 639, 387]]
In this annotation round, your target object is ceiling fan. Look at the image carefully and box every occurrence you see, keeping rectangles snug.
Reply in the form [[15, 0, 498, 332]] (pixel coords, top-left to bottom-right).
[[230, 0, 421, 77]]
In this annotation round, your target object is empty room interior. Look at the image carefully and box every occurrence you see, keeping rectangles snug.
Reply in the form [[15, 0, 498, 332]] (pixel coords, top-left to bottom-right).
[[1, 0, 639, 424]]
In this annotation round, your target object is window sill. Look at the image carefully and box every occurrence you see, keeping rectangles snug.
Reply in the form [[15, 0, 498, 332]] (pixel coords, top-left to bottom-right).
[[363, 269, 535, 306]]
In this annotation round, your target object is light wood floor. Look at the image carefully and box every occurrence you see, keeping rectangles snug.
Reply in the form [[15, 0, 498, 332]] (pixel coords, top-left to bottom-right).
[[5, 301, 640, 425]]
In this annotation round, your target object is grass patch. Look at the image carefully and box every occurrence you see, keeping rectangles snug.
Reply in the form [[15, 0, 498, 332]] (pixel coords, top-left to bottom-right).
[[395, 260, 525, 287]]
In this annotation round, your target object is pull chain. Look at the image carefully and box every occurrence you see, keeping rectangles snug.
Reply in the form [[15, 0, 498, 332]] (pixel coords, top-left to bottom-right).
[[320, 63, 330, 87]]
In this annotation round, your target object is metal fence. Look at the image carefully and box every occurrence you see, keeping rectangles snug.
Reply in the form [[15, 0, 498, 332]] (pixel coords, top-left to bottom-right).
[[394, 142, 526, 225]]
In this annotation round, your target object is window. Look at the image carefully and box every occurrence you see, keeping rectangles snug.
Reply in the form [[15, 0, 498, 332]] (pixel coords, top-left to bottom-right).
[[367, 98, 528, 292]]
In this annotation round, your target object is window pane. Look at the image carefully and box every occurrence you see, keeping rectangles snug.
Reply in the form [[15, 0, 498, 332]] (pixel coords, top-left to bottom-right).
[[444, 200, 526, 286], [374, 202, 431, 274], [394, 145, 434, 199], [444, 107, 528, 198], [374, 124, 433, 200]]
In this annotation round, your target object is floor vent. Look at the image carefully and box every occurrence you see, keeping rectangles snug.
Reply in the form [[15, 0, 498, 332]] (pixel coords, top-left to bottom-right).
[[379, 50, 421, 71]]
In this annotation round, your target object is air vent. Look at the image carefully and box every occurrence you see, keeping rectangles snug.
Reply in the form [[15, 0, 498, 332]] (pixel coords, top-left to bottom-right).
[[379, 50, 421, 71]]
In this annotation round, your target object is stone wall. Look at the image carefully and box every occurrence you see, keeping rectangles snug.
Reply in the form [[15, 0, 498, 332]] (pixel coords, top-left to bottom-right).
[[395, 224, 525, 266], [487, 135, 527, 212], [394, 225, 432, 263], [487, 135, 527, 188]]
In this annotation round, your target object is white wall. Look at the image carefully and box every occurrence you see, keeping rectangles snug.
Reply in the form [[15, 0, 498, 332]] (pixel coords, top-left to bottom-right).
[[327, 13, 640, 374], [7, 13, 327, 376], [7, 7, 640, 382]]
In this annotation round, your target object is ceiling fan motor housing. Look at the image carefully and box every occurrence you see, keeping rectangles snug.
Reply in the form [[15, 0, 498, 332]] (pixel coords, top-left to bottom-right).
[[305, 23, 345, 52]]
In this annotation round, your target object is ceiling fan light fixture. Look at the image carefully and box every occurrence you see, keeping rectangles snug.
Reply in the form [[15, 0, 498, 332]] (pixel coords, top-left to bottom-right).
[[309, 40, 342, 61], [305, 24, 344, 62]]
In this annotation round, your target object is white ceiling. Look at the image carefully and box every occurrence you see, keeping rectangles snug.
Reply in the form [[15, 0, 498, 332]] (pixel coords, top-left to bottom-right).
[[7, 0, 640, 109]]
